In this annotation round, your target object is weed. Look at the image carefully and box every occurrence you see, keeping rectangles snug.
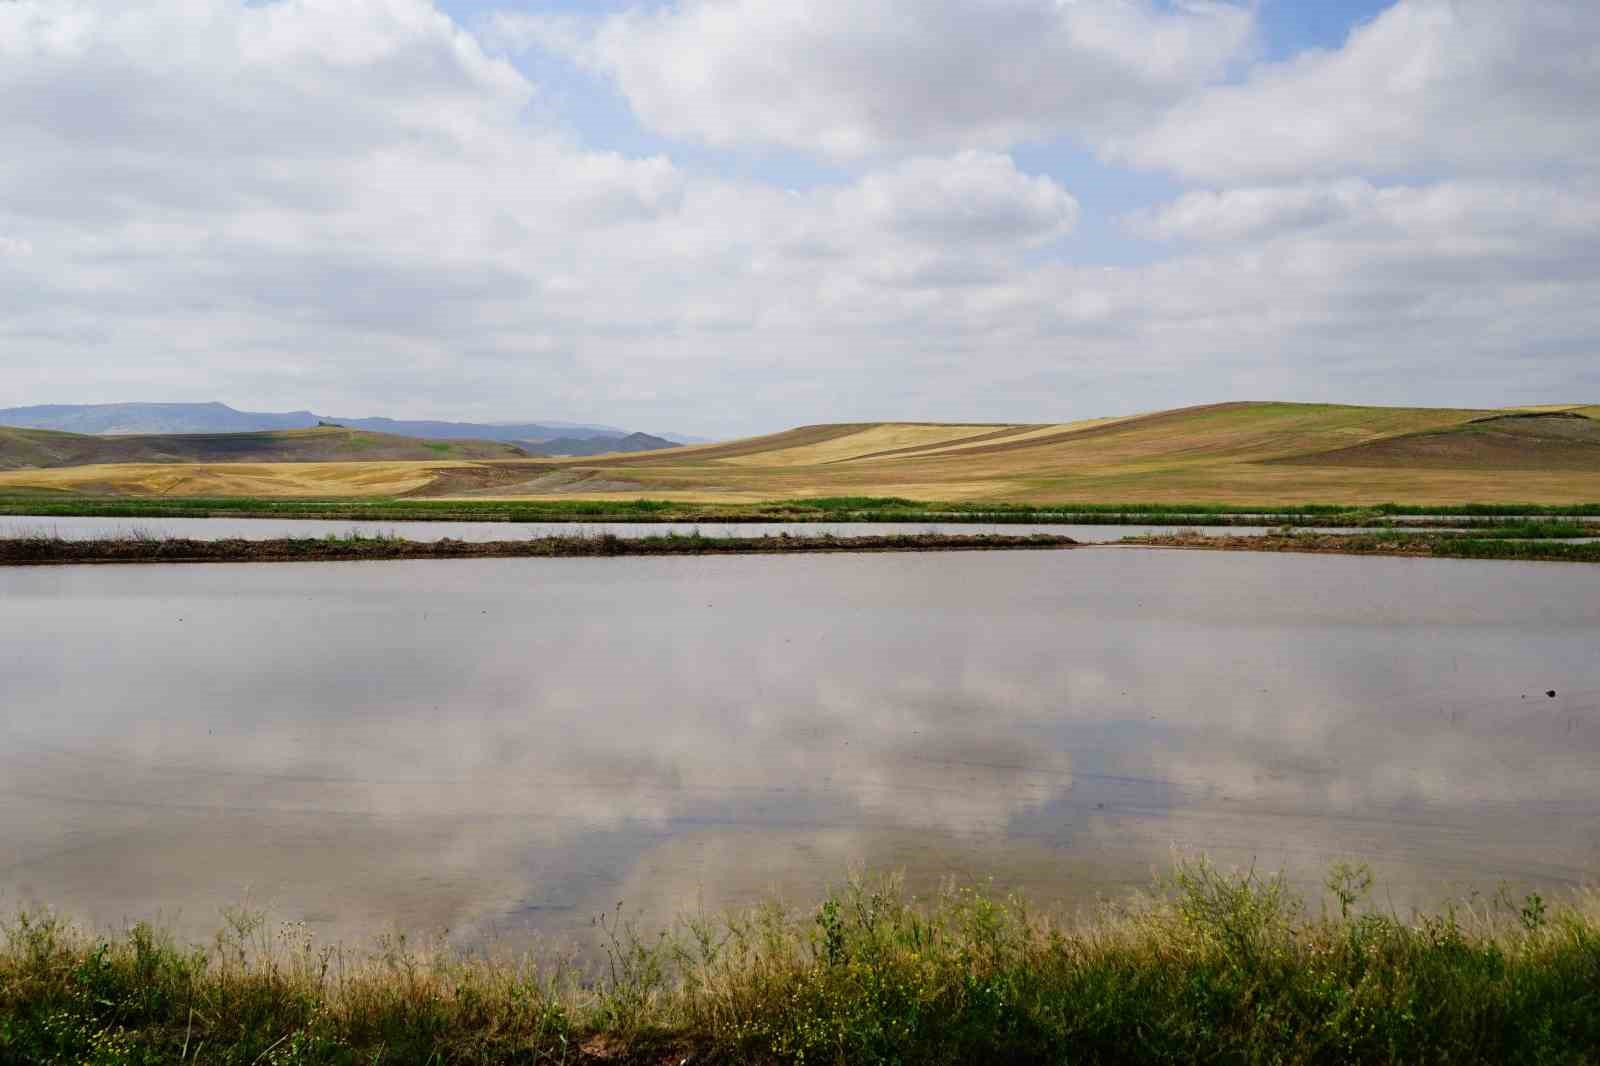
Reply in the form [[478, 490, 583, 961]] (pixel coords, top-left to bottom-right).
[[3, 860, 1597, 1063]]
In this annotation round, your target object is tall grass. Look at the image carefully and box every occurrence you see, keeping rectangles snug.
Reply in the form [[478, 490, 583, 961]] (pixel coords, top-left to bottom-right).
[[3, 860, 1596, 1064], [1427, 538, 1600, 561]]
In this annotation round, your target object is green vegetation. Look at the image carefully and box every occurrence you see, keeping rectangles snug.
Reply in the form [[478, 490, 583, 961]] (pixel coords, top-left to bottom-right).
[[0, 531, 1080, 566], [769, 496, 926, 511], [1409, 521, 1597, 539], [3, 492, 1598, 525], [1433, 539, 1600, 561], [4, 859, 1596, 1064]]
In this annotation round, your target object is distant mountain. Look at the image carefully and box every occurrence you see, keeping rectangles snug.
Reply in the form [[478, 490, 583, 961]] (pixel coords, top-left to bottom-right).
[[0, 402, 679, 445], [0, 402, 316, 436], [327, 416, 629, 443], [527, 432, 680, 457]]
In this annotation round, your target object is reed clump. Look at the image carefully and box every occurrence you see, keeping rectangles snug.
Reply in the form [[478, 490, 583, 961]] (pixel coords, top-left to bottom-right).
[[3, 858, 1597, 1064]]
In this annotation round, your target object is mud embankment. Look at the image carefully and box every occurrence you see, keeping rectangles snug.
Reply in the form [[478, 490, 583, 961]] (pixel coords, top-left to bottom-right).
[[0, 532, 1080, 566]]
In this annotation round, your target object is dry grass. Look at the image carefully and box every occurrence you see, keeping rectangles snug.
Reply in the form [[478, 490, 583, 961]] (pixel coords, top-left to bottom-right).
[[0, 426, 527, 472], [717, 423, 1008, 466], [0, 460, 466, 497], [533, 401, 1600, 506]]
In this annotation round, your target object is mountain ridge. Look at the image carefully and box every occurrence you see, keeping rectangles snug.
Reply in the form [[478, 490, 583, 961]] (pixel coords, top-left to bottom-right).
[[531, 431, 679, 457]]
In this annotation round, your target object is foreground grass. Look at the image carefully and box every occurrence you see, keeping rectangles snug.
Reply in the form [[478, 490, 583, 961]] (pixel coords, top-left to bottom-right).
[[3, 860, 1597, 1064], [1124, 530, 1600, 562], [3, 492, 1600, 525], [0, 531, 1079, 566]]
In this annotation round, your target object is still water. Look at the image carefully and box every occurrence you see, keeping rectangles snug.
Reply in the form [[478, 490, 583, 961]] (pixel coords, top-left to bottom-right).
[[2, 516, 1405, 543], [2, 549, 1597, 951]]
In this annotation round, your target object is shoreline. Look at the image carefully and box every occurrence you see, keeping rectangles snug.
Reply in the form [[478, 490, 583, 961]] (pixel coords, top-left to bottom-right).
[[0, 531, 1080, 566], [4, 530, 1598, 565], [1125, 530, 1600, 562]]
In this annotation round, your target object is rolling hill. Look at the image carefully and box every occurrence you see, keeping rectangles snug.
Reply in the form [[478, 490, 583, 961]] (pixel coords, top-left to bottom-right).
[[0, 425, 528, 471], [440, 401, 1596, 505], [529, 432, 680, 457], [1268, 410, 1600, 471], [1, 402, 1596, 505]]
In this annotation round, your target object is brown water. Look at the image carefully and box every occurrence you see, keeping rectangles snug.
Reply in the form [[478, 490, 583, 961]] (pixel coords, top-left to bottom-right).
[[1, 550, 1597, 952]]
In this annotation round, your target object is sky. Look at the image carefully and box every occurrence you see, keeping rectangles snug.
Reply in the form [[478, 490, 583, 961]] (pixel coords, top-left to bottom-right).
[[2, 1, 1597, 437]]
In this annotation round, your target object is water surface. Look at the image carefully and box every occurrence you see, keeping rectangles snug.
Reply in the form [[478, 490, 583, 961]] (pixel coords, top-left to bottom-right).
[[2, 550, 1596, 950], [4, 515, 1384, 544]]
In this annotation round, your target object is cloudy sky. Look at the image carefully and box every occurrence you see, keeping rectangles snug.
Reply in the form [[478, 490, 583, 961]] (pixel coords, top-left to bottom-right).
[[3, 1, 1597, 436]]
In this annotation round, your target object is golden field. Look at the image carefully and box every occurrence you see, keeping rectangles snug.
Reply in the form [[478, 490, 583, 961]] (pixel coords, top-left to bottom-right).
[[2, 401, 1598, 505]]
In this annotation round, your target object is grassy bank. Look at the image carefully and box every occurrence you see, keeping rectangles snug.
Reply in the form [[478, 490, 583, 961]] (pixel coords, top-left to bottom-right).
[[3, 860, 1596, 1064], [1124, 530, 1600, 562], [4, 492, 1600, 525], [0, 531, 1080, 566]]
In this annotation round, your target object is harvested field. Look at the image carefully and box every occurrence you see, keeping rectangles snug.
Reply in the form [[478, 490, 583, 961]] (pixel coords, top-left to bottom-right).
[[0, 425, 526, 470], [1269, 411, 1600, 470], [2, 401, 1597, 505]]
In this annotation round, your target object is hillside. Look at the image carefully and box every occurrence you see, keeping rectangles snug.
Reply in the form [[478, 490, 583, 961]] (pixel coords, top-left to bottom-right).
[[1269, 411, 1600, 470], [0, 426, 528, 471], [530, 432, 680, 457], [0, 402, 317, 435], [460, 401, 1592, 505], [1, 402, 1596, 504]]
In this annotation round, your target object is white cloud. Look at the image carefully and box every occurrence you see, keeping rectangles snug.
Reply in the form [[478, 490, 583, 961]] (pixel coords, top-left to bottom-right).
[[494, 0, 1256, 159], [1109, 0, 1600, 182], [0, 0, 1095, 428], [844, 152, 1079, 247], [3, 0, 1599, 433], [1126, 181, 1375, 243], [1127, 179, 1600, 252]]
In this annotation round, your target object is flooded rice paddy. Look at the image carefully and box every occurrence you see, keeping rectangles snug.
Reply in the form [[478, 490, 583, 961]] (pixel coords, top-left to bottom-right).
[[2, 548, 1597, 952], [6, 515, 1396, 544]]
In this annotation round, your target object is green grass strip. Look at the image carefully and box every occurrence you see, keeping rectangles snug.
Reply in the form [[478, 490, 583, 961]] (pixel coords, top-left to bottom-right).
[[4, 493, 1600, 525]]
